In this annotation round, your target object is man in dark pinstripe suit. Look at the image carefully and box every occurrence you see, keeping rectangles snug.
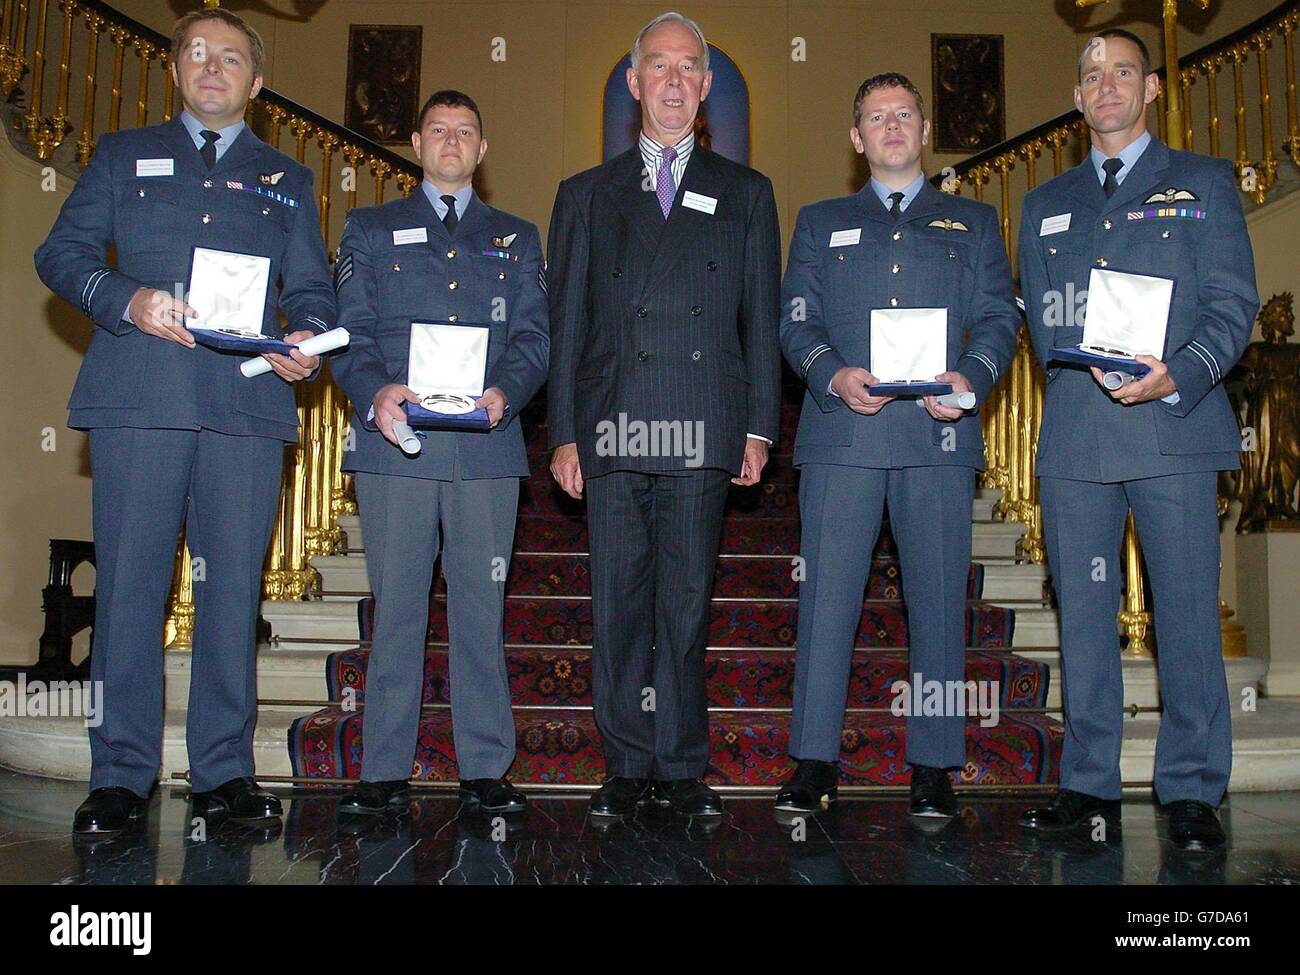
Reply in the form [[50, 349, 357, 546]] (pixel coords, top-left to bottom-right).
[[547, 12, 781, 818]]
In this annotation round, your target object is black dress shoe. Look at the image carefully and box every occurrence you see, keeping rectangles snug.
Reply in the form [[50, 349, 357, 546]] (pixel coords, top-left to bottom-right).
[[459, 778, 527, 814], [588, 777, 652, 817], [338, 780, 413, 816], [909, 765, 958, 818], [190, 777, 282, 823], [655, 778, 723, 817], [1165, 799, 1226, 852], [774, 759, 839, 813], [1019, 788, 1121, 832], [73, 787, 149, 835]]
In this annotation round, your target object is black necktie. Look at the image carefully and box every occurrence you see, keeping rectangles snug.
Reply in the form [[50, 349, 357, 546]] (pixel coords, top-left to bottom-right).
[[441, 194, 458, 233], [199, 129, 220, 170], [888, 191, 905, 220], [1102, 157, 1124, 198]]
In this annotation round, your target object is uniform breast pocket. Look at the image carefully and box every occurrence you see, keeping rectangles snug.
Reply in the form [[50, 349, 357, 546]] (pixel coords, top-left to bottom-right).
[[465, 254, 520, 297], [224, 191, 293, 239], [1124, 219, 1197, 276], [824, 248, 876, 322], [914, 235, 971, 293], [115, 179, 182, 248], [376, 249, 434, 318]]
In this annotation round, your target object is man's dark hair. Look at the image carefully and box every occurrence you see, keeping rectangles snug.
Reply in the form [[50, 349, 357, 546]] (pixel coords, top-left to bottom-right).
[[1078, 29, 1153, 81], [853, 72, 925, 127], [417, 89, 484, 134]]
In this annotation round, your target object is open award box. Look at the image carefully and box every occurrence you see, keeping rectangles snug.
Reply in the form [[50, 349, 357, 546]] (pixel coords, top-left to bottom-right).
[[183, 246, 294, 354], [867, 307, 952, 398], [1049, 266, 1174, 380], [403, 320, 492, 432]]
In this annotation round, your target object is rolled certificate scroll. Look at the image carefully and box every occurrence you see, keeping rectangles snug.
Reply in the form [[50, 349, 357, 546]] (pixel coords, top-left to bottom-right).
[[914, 391, 977, 410], [239, 327, 351, 377], [390, 419, 421, 456], [1101, 370, 1137, 391]]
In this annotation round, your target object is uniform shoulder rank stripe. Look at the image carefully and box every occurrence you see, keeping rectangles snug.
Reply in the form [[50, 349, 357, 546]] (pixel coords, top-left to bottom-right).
[[1127, 207, 1206, 221], [1143, 186, 1200, 205], [334, 254, 354, 291], [927, 218, 970, 232], [538, 261, 547, 294]]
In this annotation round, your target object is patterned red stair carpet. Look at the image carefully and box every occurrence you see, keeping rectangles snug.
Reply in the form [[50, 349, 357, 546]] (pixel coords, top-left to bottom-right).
[[289, 393, 1062, 788]]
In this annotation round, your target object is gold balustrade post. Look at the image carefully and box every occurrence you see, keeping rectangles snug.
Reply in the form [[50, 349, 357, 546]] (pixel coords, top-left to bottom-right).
[[369, 156, 391, 203], [163, 539, 195, 650], [265, 101, 286, 149], [1156, 84, 1168, 143], [1180, 66, 1195, 151], [22, 0, 50, 155], [1, 0, 30, 96], [396, 171, 418, 197], [1232, 45, 1250, 183], [289, 114, 310, 163], [162, 51, 173, 121], [1285, 13, 1299, 166], [1119, 512, 1155, 658], [317, 128, 339, 238], [1203, 56, 1221, 158], [75, 9, 101, 166], [1251, 31, 1279, 203], [107, 24, 126, 133], [342, 143, 362, 213], [132, 37, 154, 128]]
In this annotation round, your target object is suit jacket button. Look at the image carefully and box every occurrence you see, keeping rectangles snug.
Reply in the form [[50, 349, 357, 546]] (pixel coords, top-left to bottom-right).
[[636, 307, 648, 317], [262, 207, 271, 215], [691, 305, 702, 316], [203, 178, 213, 189], [137, 188, 145, 197], [449, 280, 459, 289], [691, 350, 701, 360], [1096, 257, 1107, 267], [392, 262, 401, 271], [448, 314, 459, 321], [836, 253, 845, 261], [612, 267, 622, 277], [893, 229, 903, 240], [706, 261, 717, 271], [889, 297, 900, 307], [447, 249, 456, 258], [891, 263, 901, 273], [498, 270, 507, 280], [201, 213, 212, 223], [1102, 218, 1113, 229], [638, 350, 648, 361], [1048, 246, 1057, 255], [948, 248, 956, 258], [1162, 229, 1171, 238]]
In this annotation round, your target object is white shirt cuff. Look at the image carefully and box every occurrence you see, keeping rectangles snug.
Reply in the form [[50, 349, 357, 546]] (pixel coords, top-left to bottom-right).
[[746, 433, 772, 445]]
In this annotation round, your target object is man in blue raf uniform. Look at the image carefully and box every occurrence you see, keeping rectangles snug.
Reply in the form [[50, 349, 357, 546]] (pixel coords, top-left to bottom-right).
[[34, 9, 336, 836], [776, 73, 1020, 819], [330, 90, 549, 817], [1018, 30, 1258, 852]]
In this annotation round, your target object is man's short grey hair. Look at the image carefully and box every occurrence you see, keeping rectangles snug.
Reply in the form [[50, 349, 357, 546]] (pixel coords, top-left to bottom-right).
[[630, 11, 709, 73]]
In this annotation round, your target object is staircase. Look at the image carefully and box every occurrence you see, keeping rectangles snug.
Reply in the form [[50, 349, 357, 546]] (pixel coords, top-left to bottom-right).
[[276, 391, 1064, 790]]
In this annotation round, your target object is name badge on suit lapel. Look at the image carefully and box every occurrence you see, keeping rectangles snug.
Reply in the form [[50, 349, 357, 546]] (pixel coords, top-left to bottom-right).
[[830, 229, 862, 247], [682, 191, 718, 215], [393, 227, 428, 245], [136, 158, 174, 177]]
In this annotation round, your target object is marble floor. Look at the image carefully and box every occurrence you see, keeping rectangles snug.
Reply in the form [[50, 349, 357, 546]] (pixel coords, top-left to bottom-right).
[[1, 770, 1296, 885]]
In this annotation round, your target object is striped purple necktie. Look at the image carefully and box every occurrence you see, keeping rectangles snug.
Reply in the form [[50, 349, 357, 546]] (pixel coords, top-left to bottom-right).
[[656, 145, 678, 219]]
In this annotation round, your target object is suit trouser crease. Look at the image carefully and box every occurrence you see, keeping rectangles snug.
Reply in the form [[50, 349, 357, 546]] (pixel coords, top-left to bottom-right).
[[587, 469, 729, 779], [1040, 472, 1231, 804], [790, 464, 974, 769], [88, 427, 282, 795], [356, 470, 518, 782]]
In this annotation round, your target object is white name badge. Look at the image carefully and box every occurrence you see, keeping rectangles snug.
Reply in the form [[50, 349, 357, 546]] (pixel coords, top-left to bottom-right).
[[393, 227, 428, 245], [682, 191, 718, 215], [136, 158, 174, 177], [1039, 213, 1072, 236], [829, 228, 862, 247]]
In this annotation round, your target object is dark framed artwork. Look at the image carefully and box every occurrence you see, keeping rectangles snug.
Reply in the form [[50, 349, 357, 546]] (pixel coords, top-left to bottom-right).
[[931, 34, 1005, 154], [345, 25, 422, 145]]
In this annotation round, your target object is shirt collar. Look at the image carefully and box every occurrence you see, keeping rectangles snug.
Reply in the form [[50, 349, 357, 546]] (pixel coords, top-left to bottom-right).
[[421, 180, 475, 219], [868, 171, 927, 213], [639, 130, 695, 165], [1089, 129, 1152, 186], [179, 110, 245, 151]]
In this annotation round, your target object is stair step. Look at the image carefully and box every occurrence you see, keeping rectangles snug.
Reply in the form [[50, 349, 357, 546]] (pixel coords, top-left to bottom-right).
[[288, 707, 1065, 787], [322, 646, 1051, 709]]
